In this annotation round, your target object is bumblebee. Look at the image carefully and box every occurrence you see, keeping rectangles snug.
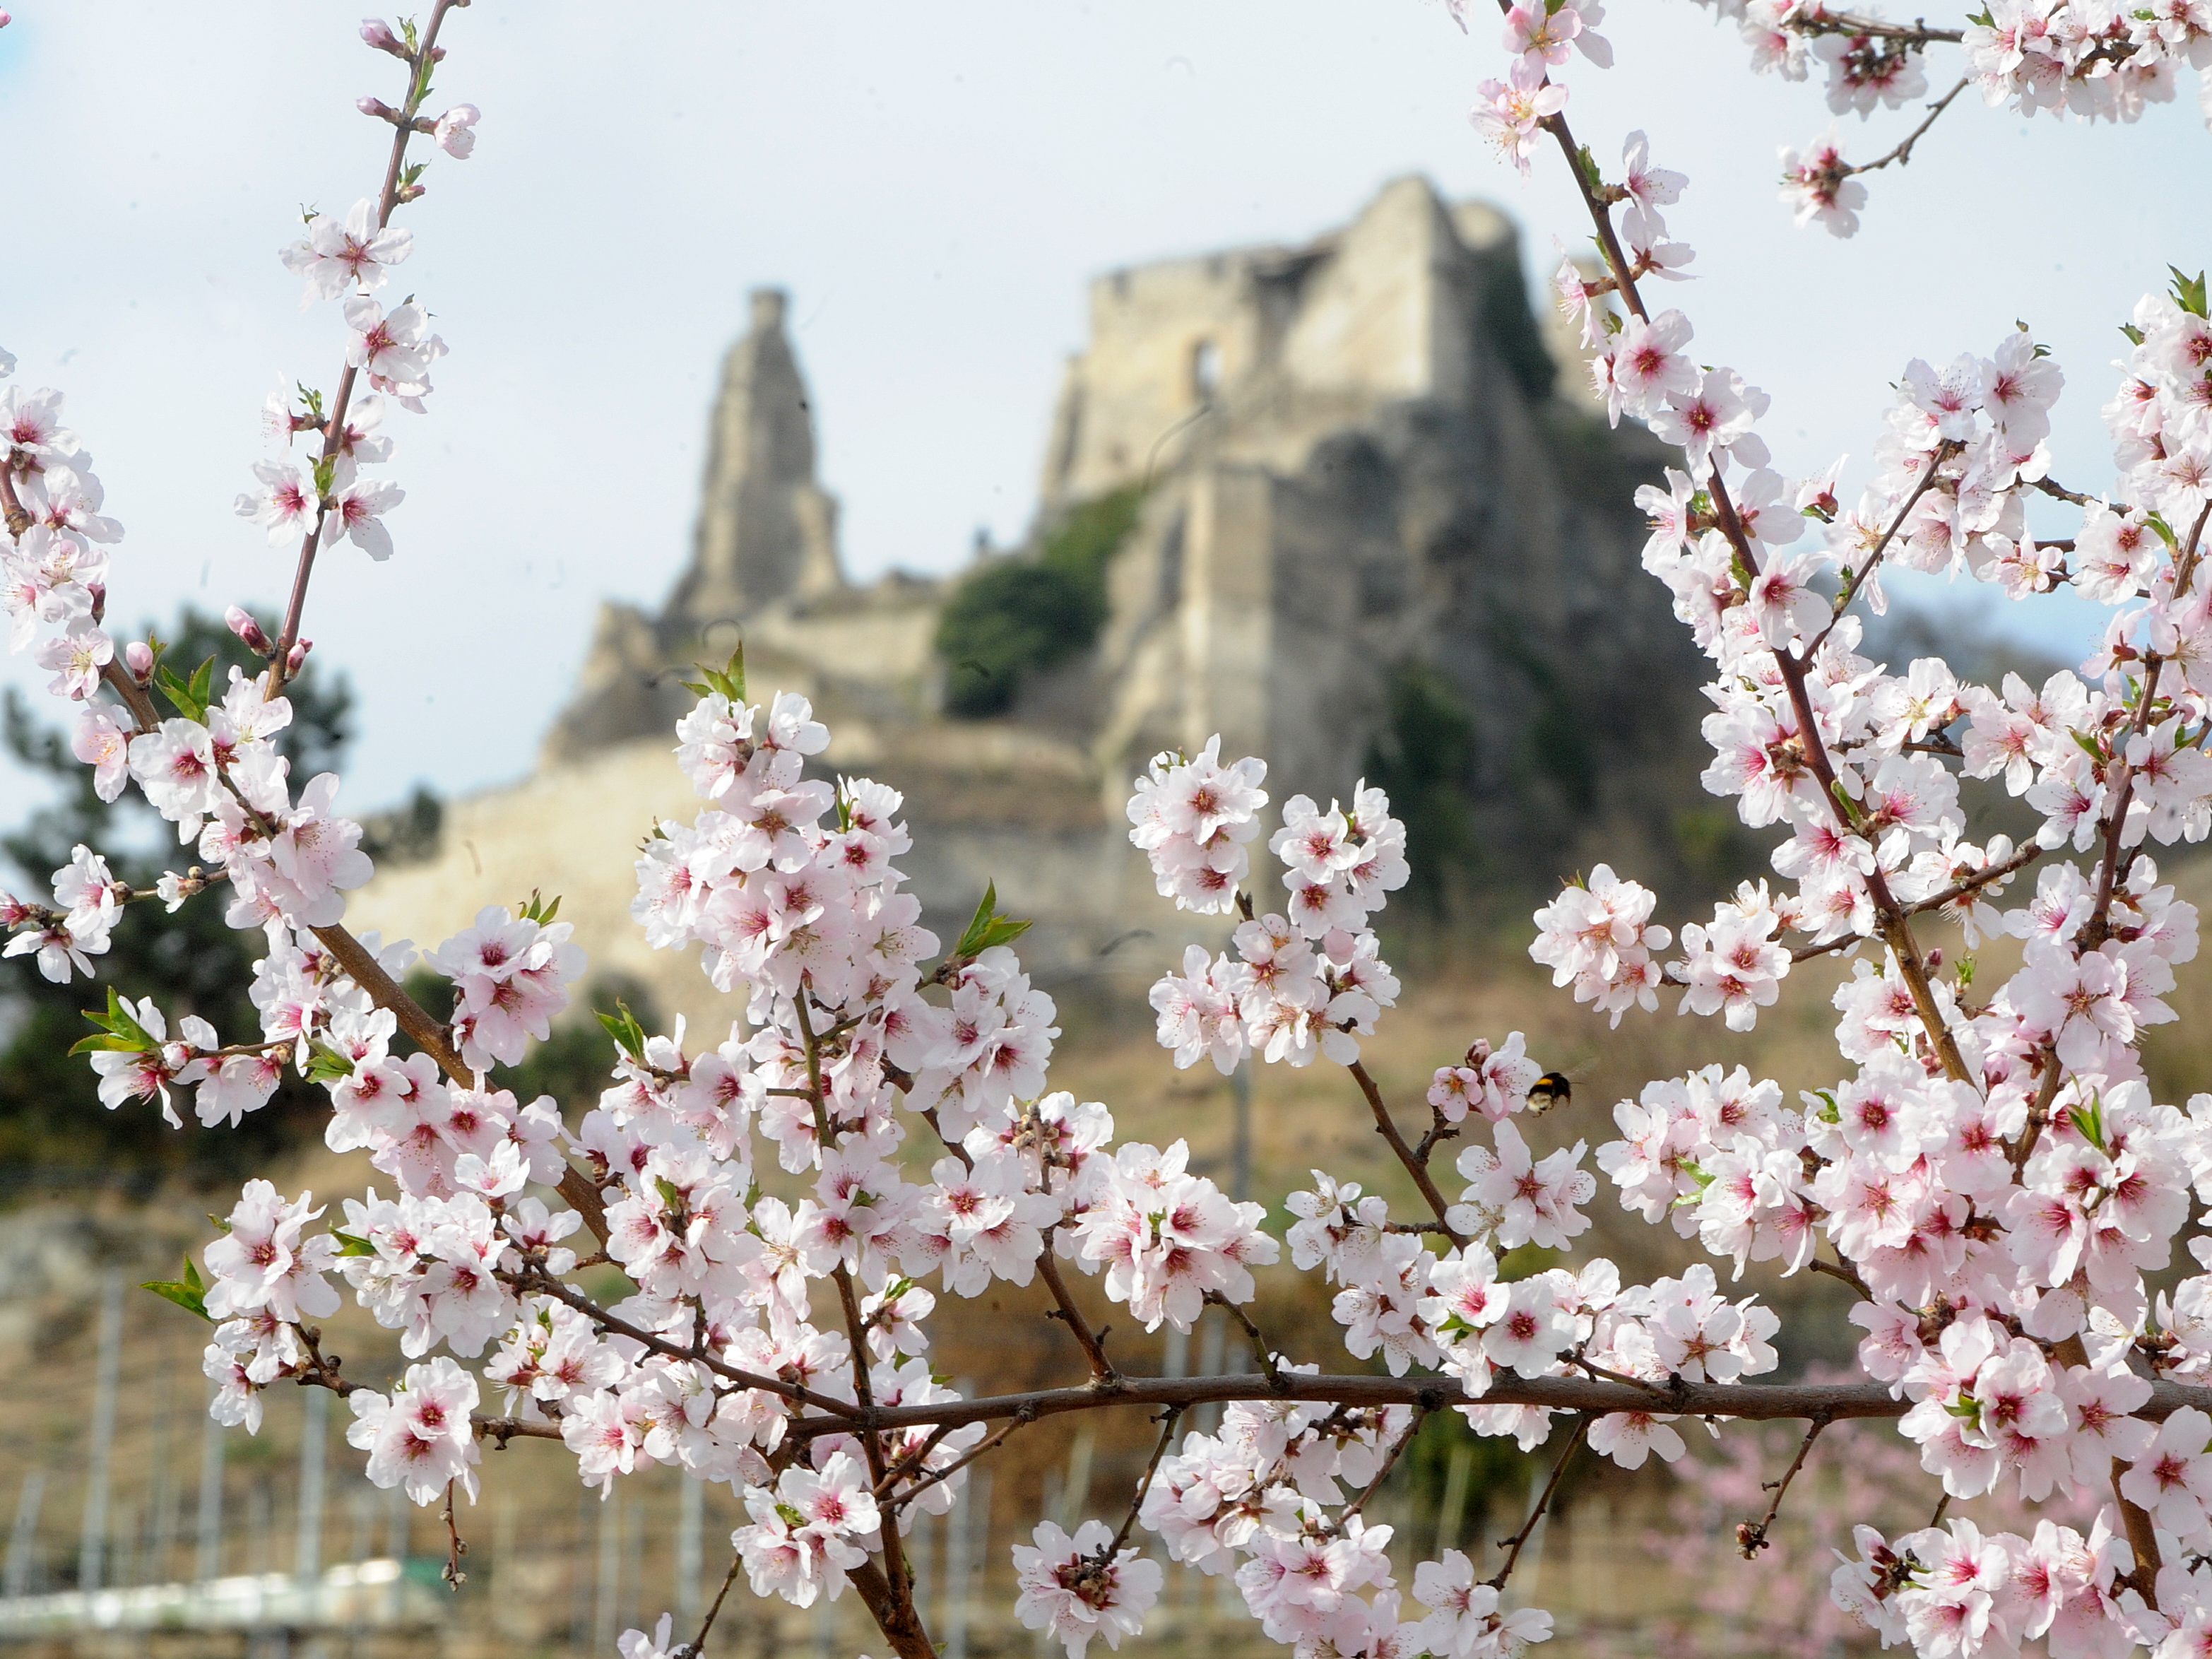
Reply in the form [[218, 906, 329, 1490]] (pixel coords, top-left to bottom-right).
[[1525, 1072, 1574, 1115]]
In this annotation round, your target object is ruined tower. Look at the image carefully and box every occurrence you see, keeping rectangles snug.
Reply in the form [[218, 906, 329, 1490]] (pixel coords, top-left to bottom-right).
[[665, 288, 844, 632]]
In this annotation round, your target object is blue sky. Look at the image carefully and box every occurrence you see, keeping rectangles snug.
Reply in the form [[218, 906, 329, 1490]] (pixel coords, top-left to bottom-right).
[[1, 1, 2207, 836]]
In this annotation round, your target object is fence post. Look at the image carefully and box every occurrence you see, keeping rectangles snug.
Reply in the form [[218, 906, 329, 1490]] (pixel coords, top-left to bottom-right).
[[5, 1472, 45, 1599], [194, 1394, 226, 1583], [296, 1386, 327, 1584], [677, 1473, 703, 1624], [78, 1274, 124, 1594], [593, 1489, 620, 1653]]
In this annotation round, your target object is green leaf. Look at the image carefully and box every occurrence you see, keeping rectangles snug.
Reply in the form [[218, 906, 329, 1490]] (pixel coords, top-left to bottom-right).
[[329, 1229, 379, 1258], [155, 657, 217, 724], [951, 880, 1034, 960], [71, 986, 156, 1057], [312, 454, 339, 500], [597, 1000, 650, 1062], [141, 1259, 211, 1322], [2172, 266, 2209, 319], [2146, 512, 2179, 551], [2069, 1092, 2108, 1156], [517, 888, 562, 924], [304, 1041, 357, 1084], [2120, 321, 2146, 346], [684, 643, 747, 706]]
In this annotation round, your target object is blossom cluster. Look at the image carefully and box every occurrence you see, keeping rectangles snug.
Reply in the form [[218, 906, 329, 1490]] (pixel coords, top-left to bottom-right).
[[1136, 754, 1409, 1071], [16, 6, 2212, 1659], [1688, 0, 2212, 235]]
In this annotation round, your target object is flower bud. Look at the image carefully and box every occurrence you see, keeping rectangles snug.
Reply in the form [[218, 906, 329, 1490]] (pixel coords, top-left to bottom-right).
[[357, 95, 399, 122], [124, 640, 154, 683], [86, 581, 107, 624], [225, 605, 274, 656], [360, 18, 403, 54], [286, 638, 313, 678]]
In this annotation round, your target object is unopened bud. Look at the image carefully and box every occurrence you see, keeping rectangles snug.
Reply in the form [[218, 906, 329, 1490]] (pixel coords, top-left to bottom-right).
[[124, 640, 154, 683], [0, 11, 13, 26], [1925, 947, 1944, 972], [225, 604, 274, 656], [286, 638, 313, 677], [357, 95, 399, 122], [86, 582, 107, 623], [360, 18, 403, 54]]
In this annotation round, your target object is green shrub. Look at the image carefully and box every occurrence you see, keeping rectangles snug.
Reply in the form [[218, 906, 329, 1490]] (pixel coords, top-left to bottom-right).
[[937, 486, 1145, 716], [0, 610, 353, 1192], [1364, 661, 1480, 911]]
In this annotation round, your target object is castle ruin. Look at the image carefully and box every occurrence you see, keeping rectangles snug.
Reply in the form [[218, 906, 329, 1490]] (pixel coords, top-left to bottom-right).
[[358, 177, 1708, 1027]]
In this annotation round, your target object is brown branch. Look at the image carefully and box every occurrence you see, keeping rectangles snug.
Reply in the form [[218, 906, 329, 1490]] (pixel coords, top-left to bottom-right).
[[1205, 1289, 1290, 1390], [1787, 841, 2044, 963], [1486, 1413, 1589, 1590], [848, 1558, 936, 1659], [685, 1551, 747, 1659], [1109, 1407, 1185, 1554], [1038, 1248, 1118, 1380], [1788, 11, 1965, 44], [1807, 1253, 1872, 1299], [1808, 440, 1956, 655], [1737, 1414, 1830, 1557], [1547, 100, 1973, 1084], [1841, 77, 1970, 177], [1347, 1060, 1468, 1247], [439, 1479, 468, 1588], [785, 1369, 2212, 1441], [889, 1410, 1034, 1515], [472, 1415, 564, 1445], [506, 1268, 861, 1419], [1333, 1403, 1429, 1532], [2076, 502, 2212, 955]]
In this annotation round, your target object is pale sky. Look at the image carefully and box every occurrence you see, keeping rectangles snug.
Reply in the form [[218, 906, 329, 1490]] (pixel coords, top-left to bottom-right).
[[1, 1, 2208, 836]]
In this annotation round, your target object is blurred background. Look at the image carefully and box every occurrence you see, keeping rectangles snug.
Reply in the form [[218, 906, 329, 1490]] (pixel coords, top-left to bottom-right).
[[3, 1, 2210, 1654]]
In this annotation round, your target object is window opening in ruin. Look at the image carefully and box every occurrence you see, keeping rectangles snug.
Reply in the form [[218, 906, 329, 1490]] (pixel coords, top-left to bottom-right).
[[1190, 337, 1222, 404]]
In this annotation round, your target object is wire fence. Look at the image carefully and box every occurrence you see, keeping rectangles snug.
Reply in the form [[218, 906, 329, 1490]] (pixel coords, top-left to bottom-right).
[[0, 1273, 1705, 1658]]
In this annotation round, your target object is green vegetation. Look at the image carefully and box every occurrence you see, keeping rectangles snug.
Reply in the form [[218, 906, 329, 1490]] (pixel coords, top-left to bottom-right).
[[936, 485, 1145, 717], [0, 610, 352, 1193], [1364, 661, 1481, 911]]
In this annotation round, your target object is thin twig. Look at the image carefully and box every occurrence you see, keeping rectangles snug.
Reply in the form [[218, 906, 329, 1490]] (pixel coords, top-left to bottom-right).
[[1486, 1414, 1590, 1591], [1037, 1248, 1118, 1379], [1841, 77, 1971, 177], [679, 1551, 746, 1659], [1347, 1060, 1468, 1247], [1332, 1404, 1430, 1532], [440, 1480, 468, 1588], [1205, 1290, 1289, 1390], [1737, 1414, 1830, 1557], [1108, 1407, 1186, 1554]]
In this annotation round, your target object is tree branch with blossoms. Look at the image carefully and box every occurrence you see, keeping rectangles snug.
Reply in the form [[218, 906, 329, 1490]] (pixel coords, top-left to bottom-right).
[[9, 6, 2212, 1659]]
